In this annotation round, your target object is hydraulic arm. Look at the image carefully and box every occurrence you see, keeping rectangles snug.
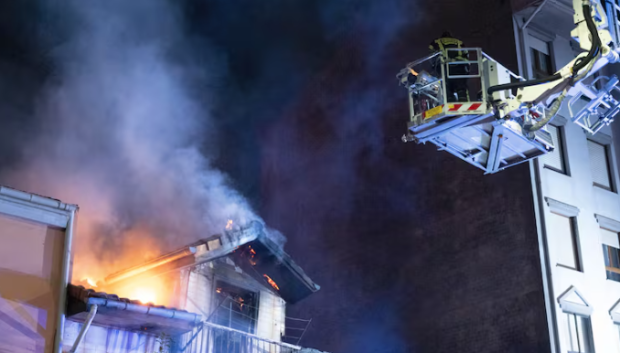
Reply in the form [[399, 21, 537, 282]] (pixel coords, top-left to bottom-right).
[[396, 0, 620, 174]]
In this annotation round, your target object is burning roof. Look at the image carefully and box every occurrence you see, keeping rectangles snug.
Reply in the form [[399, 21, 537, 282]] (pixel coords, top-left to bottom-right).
[[66, 284, 201, 336], [98, 221, 320, 304], [229, 227, 320, 304]]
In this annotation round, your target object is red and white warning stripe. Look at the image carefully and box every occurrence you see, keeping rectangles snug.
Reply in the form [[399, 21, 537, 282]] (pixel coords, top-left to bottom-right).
[[447, 102, 484, 113]]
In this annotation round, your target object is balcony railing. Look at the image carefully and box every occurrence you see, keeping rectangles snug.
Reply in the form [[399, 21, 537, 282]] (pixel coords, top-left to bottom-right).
[[177, 321, 303, 353]]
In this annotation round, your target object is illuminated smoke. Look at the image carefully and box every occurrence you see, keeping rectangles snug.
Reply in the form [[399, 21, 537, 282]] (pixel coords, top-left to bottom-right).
[[0, 0, 283, 280]]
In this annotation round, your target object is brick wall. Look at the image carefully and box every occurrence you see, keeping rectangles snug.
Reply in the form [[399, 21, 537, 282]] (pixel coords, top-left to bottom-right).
[[259, 0, 551, 352]]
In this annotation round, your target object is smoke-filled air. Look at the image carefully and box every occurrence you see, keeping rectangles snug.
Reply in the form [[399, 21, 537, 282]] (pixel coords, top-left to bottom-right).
[[0, 0, 278, 282]]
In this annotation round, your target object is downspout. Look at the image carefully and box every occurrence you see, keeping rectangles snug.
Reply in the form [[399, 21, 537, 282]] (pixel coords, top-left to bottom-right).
[[529, 159, 559, 353], [54, 207, 78, 353], [69, 304, 98, 353]]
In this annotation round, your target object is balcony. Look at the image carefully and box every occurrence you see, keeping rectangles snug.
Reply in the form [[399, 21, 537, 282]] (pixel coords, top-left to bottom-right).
[[177, 321, 324, 353]]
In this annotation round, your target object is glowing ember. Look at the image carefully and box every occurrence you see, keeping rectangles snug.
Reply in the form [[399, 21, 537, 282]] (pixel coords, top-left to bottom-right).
[[250, 248, 256, 255], [216, 288, 222, 293], [263, 274, 280, 291], [82, 277, 97, 288], [131, 287, 157, 304], [225, 220, 234, 230]]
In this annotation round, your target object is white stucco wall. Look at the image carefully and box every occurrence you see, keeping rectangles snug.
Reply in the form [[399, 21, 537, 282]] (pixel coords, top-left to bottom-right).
[[516, 11, 620, 353], [256, 290, 286, 342]]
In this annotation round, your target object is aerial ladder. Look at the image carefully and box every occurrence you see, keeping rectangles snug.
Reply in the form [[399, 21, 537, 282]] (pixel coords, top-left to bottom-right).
[[397, 0, 620, 174]]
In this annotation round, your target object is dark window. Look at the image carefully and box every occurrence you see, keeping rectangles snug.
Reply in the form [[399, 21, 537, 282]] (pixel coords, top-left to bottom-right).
[[541, 124, 567, 174], [212, 281, 259, 334], [588, 140, 614, 191], [531, 47, 553, 79], [603, 244, 620, 282]]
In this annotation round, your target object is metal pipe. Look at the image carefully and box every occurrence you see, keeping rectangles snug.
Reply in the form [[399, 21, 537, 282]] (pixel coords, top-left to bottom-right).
[[521, 0, 551, 30], [53, 208, 78, 353], [69, 304, 98, 353], [104, 246, 197, 285]]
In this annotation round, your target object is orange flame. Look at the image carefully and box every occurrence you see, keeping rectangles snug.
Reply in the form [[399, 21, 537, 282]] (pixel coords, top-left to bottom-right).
[[225, 220, 234, 230], [263, 274, 280, 291], [81, 277, 98, 288], [130, 287, 157, 304]]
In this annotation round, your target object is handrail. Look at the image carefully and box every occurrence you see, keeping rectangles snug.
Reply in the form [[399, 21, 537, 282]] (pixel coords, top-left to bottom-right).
[[481, 51, 525, 81]]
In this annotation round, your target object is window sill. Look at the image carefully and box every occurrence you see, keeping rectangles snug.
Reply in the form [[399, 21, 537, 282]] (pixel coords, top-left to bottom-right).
[[594, 183, 616, 194], [556, 264, 582, 273], [543, 165, 568, 176]]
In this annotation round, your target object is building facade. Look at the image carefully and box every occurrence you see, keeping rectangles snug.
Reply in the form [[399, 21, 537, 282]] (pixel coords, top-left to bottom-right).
[[515, 1, 620, 352]]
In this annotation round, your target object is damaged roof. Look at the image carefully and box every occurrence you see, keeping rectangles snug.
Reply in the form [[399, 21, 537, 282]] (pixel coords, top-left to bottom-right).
[[102, 221, 320, 304], [66, 284, 201, 336], [228, 226, 320, 304]]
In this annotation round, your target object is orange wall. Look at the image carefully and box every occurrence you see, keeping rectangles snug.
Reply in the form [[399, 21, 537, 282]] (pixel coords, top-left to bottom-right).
[[0, 213, 65, 353]]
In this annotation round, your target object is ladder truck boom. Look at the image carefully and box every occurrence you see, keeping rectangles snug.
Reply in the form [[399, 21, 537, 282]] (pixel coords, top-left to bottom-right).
[[397, 0, 620, 174]]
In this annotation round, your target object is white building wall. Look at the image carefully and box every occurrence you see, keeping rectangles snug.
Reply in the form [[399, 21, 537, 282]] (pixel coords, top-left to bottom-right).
[[185, 267, 213, 319], [515, 10, 620, 353], [256, 290, 286, 342]]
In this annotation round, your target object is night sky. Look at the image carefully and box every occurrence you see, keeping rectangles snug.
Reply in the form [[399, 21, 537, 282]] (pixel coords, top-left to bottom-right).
[[0, 1, 543, 353]]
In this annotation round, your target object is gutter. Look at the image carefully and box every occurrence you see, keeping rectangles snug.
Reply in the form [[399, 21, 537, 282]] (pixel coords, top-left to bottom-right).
[[85, 297, 201, 323]]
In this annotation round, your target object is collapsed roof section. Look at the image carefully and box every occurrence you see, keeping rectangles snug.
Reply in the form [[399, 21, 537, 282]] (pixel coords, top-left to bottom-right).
[[102, 221, 320, 304]]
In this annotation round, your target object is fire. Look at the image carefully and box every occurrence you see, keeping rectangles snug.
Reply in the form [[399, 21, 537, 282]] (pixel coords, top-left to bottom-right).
[[263, 274, 280, 291], [225, 220, 234, 230], [82, 277, 97, 288], [130, 287, 157, 304]]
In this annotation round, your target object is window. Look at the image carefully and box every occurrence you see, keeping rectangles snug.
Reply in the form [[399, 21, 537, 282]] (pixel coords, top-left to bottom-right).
[[558, 287, 594, 353], [530, 36, 553, 79], [565, 312, 594, 353], [602, 232, 620, 282], [596, 214, 620, 282], [588, 139, 614, 191], [541, 124, 567, 173], [212, 281, 259, 334], [549, 212, 581, 271]]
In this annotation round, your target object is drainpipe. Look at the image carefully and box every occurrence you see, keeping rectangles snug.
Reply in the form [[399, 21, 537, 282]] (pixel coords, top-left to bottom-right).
[[69, 304, 98, 353], [54, 208, 78, 353]]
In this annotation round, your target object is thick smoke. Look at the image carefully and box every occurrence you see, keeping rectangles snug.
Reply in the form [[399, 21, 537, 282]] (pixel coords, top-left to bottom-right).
[[1, 0, 280, 280]]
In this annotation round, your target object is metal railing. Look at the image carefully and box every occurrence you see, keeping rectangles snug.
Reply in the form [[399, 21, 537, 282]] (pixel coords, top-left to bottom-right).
[[177, 321, 303, 353]]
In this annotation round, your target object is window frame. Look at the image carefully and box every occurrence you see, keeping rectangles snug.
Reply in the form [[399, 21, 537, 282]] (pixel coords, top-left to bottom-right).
[[596, 214, 620, 281], [526, 29, 555, 80], [587, 136, 616, 192], [211, 278, 260, 334], [545, 198, 583, 272], [557, 287, 595, 353], [542, 118, 570, 175]]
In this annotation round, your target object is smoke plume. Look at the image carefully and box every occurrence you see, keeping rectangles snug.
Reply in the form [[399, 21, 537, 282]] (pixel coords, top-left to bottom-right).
[[1, 0, 278, 280]]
